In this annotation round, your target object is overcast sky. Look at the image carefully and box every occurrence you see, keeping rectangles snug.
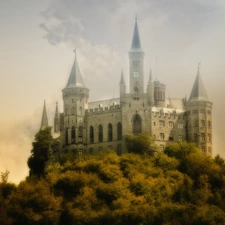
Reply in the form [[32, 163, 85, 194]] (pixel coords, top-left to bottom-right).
[[0, 0, 225, 183]]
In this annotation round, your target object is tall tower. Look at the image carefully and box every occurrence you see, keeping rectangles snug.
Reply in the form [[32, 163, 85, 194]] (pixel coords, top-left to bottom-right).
[[40, 101, 48, 130], [186, 64, 212, 155], [61, 51, 89, 151], [129, 17, 145, 99]]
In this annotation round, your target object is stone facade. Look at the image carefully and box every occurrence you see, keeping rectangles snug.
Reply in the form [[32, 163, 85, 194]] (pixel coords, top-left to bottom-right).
[[41, 19, 212, 156]]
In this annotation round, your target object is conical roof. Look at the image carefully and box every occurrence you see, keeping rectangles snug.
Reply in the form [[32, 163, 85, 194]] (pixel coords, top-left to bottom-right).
[[189, 65, 209, 102], [65, 53, 85, 88], [120, 70, 125, 85], [40, 101, 48, 130], [130, 18, 143, 52]]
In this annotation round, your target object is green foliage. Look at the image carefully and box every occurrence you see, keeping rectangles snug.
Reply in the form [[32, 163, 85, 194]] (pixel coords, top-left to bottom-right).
[[27, 126, 54, 177], [124, 133, 157, 155], [2, 140, 225, 224]]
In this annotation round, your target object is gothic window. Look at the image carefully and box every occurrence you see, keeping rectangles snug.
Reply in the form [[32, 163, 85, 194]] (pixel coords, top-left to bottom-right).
[[201, 133, 205, 141], [201, 146, 206, 152], [160, 133, 164, 140], [153, 122, 156, 126], [159, 120, 165, 127], [178, 123, 184, 129], [207, 110, 211, 114], [169, 134, 173, 141], [79, 107, 82, 115], [133, 114, 142, 134], [65, 107, 68, 116], [98, 125, 103, 142], [90, 126, 94, 143], [78, 149, 83, 155], [178, 135, 183, 142], [108, 123, 113, 141], [133, 60, 140, 67], [65, 128, 69, 145], [208, 121, 211, 128], [78, 126, 83, 142], [117, 122, 122, 140], [201, 120, 205, 127], [208, 134, 211, 142], [71, 126, 75, 143], [169, 121, 174, 128], [72, 98, 74, 103]]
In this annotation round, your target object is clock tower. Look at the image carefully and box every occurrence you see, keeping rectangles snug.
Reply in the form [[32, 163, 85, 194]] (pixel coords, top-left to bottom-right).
[[129, 18, 144, 99]]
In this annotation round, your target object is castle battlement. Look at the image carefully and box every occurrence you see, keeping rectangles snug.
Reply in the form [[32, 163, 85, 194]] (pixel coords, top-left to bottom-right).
[[85, 104, 121, 115]]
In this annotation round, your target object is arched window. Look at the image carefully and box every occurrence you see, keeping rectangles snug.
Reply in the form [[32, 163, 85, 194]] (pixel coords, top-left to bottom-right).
[[108, 123, 113, 141], [79, 107, 82, 115], [98, 125, 103, 142], [65, 128, 69, 145], [71, 126, 75, 143], [78, 126, 83, 143], [90, 126, 94, 143], [133, 114, 142, 134], [117, 122, 122, 140]]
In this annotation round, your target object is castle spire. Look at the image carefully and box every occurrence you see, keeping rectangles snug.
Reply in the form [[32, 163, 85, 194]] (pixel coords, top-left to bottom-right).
[[130, 16, 143, 52], [54, 101, 60, 133], [40, 100, 48, 130], [65, 50, 85, 89], [120, 69, 125, 84], [189, 63, 209, 102]]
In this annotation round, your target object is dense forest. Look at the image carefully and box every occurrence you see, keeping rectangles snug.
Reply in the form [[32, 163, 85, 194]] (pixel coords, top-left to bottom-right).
[[1, 128, 225, 225]]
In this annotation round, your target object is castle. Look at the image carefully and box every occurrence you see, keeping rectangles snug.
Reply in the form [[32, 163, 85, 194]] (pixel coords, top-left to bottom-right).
[[40, 19, 213, 156]]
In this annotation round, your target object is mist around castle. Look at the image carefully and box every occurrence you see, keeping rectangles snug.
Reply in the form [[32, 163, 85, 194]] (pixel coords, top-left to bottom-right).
[[1, 1, 225, 224]]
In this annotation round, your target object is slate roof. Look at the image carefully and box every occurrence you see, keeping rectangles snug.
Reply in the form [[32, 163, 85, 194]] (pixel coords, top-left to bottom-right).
[[130, 18, 143, 52], [189, 68, 208, 102], [65, 55, 85, 88]]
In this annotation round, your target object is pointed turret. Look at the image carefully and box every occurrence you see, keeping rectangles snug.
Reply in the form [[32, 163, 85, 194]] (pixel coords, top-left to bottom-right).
[[147, 68, 154, 105], [120, 69, 125, 84], [130, 17, 143, 52], [189, 64, 208, 102], [120, 69, 126, 96], [54, 102, 60, 133], [40, 101, 48, 130], [65, 50, 85, 89], [186, 64, 212, 156]]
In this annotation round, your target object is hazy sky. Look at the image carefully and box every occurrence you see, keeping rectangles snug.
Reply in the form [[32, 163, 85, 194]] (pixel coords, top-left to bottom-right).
[[0, 0, 225, 183]]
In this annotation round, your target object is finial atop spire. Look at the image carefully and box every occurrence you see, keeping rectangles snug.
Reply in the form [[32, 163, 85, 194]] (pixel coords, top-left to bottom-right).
[[73, 48, 76, 59], [40, 100, 49, 130]]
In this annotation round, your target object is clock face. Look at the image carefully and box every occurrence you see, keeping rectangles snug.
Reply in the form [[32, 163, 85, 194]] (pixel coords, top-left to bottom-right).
[[133, 72, 139, 78]]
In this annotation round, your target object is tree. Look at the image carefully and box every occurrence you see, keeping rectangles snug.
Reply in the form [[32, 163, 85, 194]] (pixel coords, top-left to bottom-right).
[[28, 126, 54, 177], [124, 133, 157, 155]]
